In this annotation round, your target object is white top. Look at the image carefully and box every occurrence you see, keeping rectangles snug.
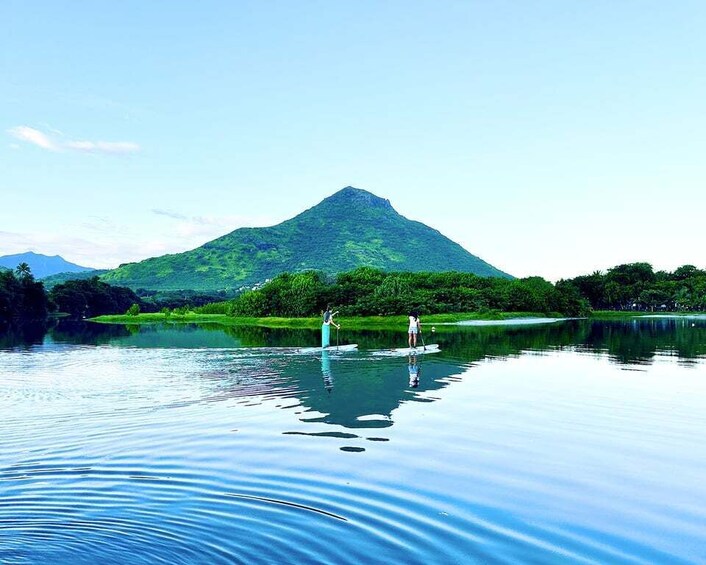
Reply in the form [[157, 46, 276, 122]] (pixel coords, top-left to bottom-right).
[[408, 315, 419, 332]]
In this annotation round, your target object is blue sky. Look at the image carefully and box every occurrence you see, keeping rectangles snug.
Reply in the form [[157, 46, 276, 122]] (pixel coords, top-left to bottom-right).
[[2, 1, 705, 280]]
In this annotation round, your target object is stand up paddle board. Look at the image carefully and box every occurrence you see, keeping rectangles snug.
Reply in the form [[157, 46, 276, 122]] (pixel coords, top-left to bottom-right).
[[295, 344, 359, 354], [370, 344, 440, 356]]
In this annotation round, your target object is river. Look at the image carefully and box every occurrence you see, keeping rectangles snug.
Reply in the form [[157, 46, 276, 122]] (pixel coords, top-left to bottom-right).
[[1, 317, 705, 563]]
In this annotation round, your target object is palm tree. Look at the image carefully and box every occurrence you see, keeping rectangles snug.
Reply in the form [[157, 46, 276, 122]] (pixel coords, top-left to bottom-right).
[[15, 262, 32, 281]]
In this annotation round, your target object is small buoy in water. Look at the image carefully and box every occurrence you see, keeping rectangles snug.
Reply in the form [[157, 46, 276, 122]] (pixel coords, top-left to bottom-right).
[[692, 323, 696, 327], [431, 326, 436, 332]]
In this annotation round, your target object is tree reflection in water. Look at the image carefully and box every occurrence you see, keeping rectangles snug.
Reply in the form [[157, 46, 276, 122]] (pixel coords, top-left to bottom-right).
[[2, 317, 705, 366]]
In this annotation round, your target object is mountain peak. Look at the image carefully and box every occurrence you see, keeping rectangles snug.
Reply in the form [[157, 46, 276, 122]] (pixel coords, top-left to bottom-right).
[[324, 186, 394, 211]]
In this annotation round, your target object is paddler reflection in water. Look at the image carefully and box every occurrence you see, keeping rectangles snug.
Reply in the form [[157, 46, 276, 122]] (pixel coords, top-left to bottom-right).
[[321, 350, 333, 393], [321, 305, 340, 348], [408, 354, 420, 388]]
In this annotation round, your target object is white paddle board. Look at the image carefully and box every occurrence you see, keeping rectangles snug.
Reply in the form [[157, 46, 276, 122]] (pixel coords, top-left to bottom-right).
[[370, 344, 440, 356]]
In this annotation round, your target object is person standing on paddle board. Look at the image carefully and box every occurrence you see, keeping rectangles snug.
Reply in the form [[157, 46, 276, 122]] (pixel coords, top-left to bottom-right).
[[408, 310, 421, 349], [322, 305, 340, 348]]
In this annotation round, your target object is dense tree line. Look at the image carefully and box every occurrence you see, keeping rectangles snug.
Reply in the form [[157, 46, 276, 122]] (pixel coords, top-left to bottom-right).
[[1, 266, 237, 323], [0, 264, 50, 326], [203, 263, 706, 318], [207, 267, 591, 317], [50, 277, 143, 319], [3, 262, 706, 325], [563, 263, 706, 311], [136, 288, 236, 311]]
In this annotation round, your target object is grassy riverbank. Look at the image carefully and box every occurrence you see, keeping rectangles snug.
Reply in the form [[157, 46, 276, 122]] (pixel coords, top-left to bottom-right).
[[90, 310, 706, 329], [589, 310, 706, 319], [91, 311, 560, 329]]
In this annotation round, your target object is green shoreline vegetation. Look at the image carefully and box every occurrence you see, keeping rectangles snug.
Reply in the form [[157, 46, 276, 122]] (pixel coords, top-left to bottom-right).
[[3, 262, 706, 329], [91, 311, 557, 329], [91, 310, 705, 329]]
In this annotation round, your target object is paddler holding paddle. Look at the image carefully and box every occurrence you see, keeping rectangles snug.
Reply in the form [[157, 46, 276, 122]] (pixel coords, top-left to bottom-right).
[[322, 305, 340, 348]]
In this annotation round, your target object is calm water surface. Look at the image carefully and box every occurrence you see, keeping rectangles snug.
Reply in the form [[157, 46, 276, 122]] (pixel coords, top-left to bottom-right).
[[1, 318, 705, 564]]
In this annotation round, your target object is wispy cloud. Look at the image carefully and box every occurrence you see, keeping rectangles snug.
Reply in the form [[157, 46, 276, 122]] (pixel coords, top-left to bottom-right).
[[0, 229, 172, 270], [65, 140, 140, 154], [80, 216, 122, 234], [152, 209, 279, 239], [7, 126, 57, 151], [156, 212, 242, 239], [152, 208, 188, 221], [1, 211, 283, 270], [7, 125, 140, 155]]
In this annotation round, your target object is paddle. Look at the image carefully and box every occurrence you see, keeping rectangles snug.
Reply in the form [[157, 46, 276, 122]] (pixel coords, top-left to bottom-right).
[[419, 329, 426, 351], [333, 311, 340, 350]]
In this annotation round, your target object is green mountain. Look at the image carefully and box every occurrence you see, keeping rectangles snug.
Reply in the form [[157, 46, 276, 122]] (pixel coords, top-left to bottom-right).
[[41, 269, 110, 290], [101, 187, 511, 291]]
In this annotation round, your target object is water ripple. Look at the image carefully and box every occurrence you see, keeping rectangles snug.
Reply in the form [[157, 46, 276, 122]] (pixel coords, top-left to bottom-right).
[[2, 339, 706, 563], [226, 493, 348, 521]]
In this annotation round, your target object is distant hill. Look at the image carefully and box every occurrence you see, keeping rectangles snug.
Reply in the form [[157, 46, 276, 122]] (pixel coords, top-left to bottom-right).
[[41, 269, 110, 289], [0, 252, 94, 279], [102, 187, 511, 291]]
